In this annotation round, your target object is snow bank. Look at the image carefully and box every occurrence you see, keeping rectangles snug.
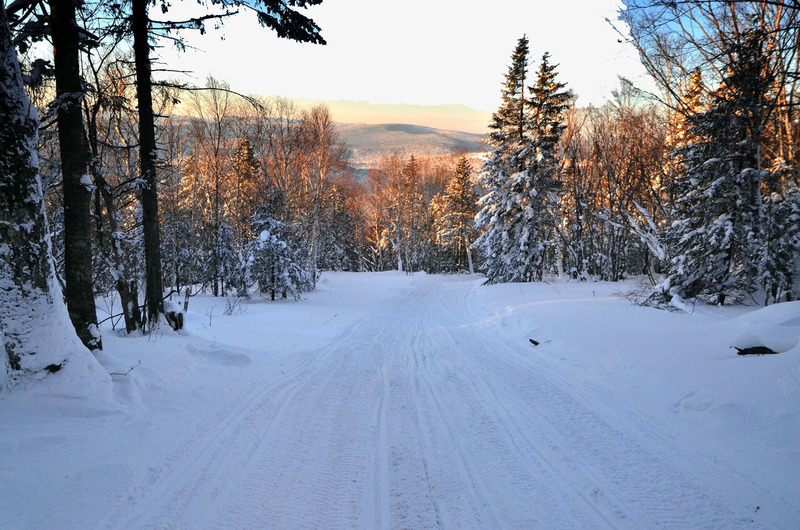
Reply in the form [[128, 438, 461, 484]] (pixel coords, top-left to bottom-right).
[[1, 282, 113, 404], [472, 278, 800, 512], [729, 301, 800, 354]]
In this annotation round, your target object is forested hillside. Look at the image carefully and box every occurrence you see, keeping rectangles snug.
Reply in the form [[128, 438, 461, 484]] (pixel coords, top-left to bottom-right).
[[336, 122, 485, 172]]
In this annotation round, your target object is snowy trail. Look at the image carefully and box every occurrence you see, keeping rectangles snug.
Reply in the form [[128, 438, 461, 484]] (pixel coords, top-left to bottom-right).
[[111, 275, 771, 528]]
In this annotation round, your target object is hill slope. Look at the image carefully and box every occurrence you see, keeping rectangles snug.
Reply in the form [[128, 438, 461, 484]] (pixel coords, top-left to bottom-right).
[[336, 123, 487, 171]]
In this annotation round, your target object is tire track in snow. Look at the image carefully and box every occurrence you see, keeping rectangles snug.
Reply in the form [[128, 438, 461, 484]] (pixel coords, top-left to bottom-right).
[[364, 355, 390, 529], [107, 275, 774, 528], [408, 280, 614, 527], [148, 280, 432, 528], [195, 314, 396, 529], [442, 278, 770, 528], [108, 316, 376, 529]]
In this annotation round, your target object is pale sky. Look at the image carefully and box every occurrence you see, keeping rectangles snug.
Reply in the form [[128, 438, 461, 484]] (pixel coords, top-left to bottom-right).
[[156, 0, 651, 132]]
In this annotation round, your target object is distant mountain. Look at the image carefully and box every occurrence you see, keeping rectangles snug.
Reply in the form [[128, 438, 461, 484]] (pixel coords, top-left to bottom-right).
[[300, 99, 493, 135], [336, 123, 487, 172]]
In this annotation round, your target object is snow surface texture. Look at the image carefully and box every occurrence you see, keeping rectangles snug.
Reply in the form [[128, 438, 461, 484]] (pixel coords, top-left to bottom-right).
[[1, 273, 798, 527]]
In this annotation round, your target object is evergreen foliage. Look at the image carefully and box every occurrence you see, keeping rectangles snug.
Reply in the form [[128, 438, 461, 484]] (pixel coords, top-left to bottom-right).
[[760, 174, 800, 303], [475, 40, 570, 283], [658, 29, 775, 305], [435, 156, 478, 272], [246, 205, 309, 301]]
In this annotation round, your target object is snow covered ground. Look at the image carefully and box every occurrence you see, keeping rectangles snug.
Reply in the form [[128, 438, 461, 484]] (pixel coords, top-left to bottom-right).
[[1, 272, 798, 528]]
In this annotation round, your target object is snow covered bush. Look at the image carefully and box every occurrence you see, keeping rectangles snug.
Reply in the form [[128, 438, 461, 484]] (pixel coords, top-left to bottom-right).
[[245, 206, 309, 301]]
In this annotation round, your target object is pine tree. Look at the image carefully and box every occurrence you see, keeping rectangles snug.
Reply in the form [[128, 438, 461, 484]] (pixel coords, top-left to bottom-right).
[[475, 42, 569, 283], [490, 35, 530, 165], [519, 51, 570, 279], [761, 178, 800, 303], [436, 156, 478, 273], [659, 29, 773, 305], [474, 36, 532, 283], [230, 137, 261, 245]]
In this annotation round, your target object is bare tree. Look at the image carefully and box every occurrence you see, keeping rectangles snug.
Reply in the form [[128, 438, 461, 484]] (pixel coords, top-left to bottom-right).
[[300, 104, 348, 284], [622, 1, 798, 173]]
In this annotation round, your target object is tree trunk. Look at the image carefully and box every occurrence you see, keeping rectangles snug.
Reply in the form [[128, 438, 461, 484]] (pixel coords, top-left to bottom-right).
[[309, 201, 320, 288], [101, 179, 142, 333], [1, 7, 103, 388], [132, 0, 165, 325], [86, 96, 142, 334], [49, 0, 101, 350], [465, 233, 475, 275]]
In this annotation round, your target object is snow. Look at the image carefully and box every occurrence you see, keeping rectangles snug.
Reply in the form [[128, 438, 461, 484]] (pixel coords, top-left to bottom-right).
[[1, 272, 799, 527], [729, 302, 800, 353], [80, 174, 95, 192]]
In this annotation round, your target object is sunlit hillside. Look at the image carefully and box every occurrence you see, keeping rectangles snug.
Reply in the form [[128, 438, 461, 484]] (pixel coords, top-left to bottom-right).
[[336, 122, 487, 173]]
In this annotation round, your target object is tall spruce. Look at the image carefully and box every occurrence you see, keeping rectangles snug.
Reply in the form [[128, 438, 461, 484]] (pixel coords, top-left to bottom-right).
[[475, 42, 569, 283], [474, 36, 532, 283], [659, 29, 774, 305], [519, 51, 569, 279]]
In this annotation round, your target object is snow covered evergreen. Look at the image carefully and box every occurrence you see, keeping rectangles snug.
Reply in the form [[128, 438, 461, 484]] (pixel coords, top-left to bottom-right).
[[246, 205, 309, 301], [761, 175, 800, 303], [657, 29, 778, 305], [475, 39, 569, 283], [435, 156, 478, 273]]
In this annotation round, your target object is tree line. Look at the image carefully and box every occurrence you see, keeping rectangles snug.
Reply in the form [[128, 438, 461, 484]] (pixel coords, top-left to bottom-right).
[[477, 1, 799, 308], [2, 0, 799, 387], [1, 0, 326, 385]]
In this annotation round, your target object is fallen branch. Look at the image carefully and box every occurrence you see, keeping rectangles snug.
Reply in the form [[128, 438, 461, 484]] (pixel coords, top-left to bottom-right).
[[110, 360, 141, 376]]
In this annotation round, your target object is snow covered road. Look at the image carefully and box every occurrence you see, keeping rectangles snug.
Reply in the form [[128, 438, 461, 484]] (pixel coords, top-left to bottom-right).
[[108, 275, 779, 528]]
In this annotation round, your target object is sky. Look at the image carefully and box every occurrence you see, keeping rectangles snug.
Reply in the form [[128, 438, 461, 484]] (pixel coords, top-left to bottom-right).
[[156, 0, 652, 133]]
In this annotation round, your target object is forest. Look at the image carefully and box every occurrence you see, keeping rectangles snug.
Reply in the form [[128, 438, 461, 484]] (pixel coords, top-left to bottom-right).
[[1, 1, 799, 380]]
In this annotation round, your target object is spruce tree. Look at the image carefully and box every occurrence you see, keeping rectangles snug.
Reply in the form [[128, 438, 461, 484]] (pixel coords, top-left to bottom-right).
[[436, 156, 478, 273], [517, 52, 570, 279], [475, 36, 531, 283], [659, 29, 773, 305], [489, 35, 530, 164], [475, 41, 569, 283], [761, 178, 800, 303]]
